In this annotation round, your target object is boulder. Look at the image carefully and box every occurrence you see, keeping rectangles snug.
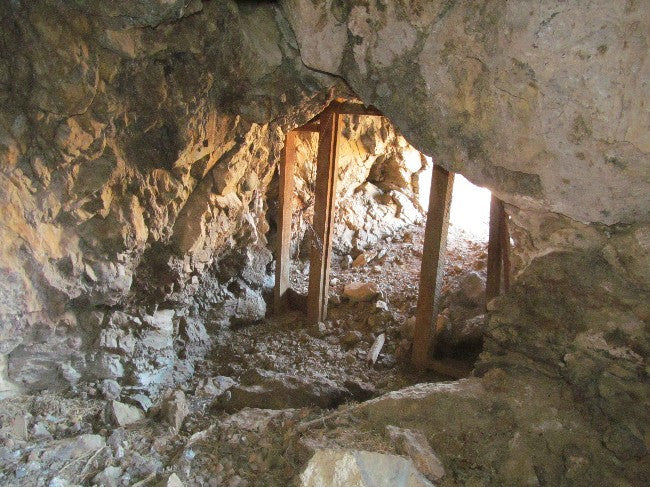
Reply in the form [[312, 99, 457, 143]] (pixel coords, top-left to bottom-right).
[[458, 272, 485, 306], [343, 282, 380, 302], [220, 369, 348, 411], [439, 314, 486, 349], [299, 449, 433, 487]]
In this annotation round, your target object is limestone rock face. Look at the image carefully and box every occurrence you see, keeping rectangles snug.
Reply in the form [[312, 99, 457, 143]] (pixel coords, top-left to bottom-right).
[[0, 0, 339, 390], [287, 116, 429, 255], [282, 0, 650, 225]]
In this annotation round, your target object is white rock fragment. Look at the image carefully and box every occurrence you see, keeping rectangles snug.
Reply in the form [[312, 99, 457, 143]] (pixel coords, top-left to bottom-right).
[[157, 473, 184, 487], [161, 390, 189, 432], [300, 449, 433, 487], [367, 333, 386, 364], [108, 400, 144, 426]]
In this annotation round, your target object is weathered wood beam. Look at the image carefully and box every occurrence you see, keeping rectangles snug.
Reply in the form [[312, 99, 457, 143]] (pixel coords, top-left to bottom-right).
[[293, 122, 320, 133], [274, 131, 296, 314], [486, 195, 505, 304], [330, 101, 383, 117], [500, 204, 511, 292], [307, 108, 342, 324], [412, 165, 454, 370]]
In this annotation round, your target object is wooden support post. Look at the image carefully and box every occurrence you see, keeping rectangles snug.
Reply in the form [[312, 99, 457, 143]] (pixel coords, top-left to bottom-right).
[[500, 205, 511, 292], [412, 165, 454, 370], [307, 108, 341, 324], [486, 195, 505, 304], [274, 131, 296, 314]]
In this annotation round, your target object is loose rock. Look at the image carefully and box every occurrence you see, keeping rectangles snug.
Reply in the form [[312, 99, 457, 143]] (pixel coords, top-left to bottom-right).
[[300, 449, 433, 487], [108, 401, 144, 427], [343, 282, 380, 302], [386, 425, 445, 482]]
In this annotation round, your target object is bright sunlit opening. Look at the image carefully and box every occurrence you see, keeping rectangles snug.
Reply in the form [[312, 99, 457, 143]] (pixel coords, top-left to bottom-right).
[[449, 175, 491, 241], [418, 160, 492, 241]]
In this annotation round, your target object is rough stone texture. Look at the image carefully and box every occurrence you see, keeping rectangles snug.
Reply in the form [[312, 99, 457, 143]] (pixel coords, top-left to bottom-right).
[[160, 390, 189, 432], [343, 282, 381, 302], [282, 0, 650, 225], [386, 425, 445, 482], [278, 3, 650, 482], [107, 400, 144, 427], [300, 449, 433, 487], [0, 0, 340, 392], [287, 116, 429, 256], [219, 368, 349, 412], [0, 1, 648, 484]]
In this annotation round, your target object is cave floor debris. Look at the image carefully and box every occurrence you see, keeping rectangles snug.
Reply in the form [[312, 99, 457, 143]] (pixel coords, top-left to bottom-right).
[[0, 224, 488, 487]]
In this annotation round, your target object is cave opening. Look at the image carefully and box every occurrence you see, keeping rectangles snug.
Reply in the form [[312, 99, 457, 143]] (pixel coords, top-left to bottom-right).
[[271, 99, 509, 383]]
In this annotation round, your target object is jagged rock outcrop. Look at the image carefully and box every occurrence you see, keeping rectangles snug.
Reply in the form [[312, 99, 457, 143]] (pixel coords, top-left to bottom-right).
[[287, 116, 430, 257], [0, 0, 339, 391]]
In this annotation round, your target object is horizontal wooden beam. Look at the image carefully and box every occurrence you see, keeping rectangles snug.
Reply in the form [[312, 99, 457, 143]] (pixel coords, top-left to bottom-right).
[[292, 122, 320, 133], [330, 101, 383, 117]]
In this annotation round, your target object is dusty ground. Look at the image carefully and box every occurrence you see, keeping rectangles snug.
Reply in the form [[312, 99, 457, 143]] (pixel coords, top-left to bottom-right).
[[0, 225, 488, 487]]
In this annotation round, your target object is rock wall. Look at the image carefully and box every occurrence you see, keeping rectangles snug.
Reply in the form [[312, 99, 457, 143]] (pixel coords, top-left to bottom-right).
[[281, 0, 650, 477], [287, 116, 430, 259], [0, 0, 648, 475], [0, 0, 343, 392], [0, 0, 430, 395]]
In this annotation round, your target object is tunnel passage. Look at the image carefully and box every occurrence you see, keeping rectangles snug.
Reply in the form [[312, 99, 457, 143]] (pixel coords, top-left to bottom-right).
[[271, 99, 512, 377]]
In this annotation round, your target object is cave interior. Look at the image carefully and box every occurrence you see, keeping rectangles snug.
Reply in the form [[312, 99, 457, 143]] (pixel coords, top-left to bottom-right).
[[0, 1, 648, 486]]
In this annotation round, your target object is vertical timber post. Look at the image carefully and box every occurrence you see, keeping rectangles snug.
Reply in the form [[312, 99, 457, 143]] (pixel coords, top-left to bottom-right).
[[307, 108, 341, 324], [274, 131, 296, 314], [412, 165, 454, 370], [486, 195, 505, 304], [500, 204, 511, 292]]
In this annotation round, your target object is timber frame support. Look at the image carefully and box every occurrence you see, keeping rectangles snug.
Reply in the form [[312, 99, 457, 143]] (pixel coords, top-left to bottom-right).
[[273, 99, 511, 375]]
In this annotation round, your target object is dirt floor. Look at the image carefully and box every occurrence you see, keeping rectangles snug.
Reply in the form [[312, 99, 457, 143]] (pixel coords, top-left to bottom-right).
[[0, 225, 488, 487]]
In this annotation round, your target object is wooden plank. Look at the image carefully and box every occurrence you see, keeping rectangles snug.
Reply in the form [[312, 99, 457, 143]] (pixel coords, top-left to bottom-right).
[[274, 131, 296, 314], [500, 203, 511, 292], [412, 165, 454, 369], [307, 108, 342, 324], [486, 195, 504, 304], [293, 122, 320, 133], [330, 101, 384, 117]]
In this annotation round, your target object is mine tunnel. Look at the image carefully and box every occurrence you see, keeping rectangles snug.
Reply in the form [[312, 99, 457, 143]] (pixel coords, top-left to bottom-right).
[[0, 1, 648, 486]]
